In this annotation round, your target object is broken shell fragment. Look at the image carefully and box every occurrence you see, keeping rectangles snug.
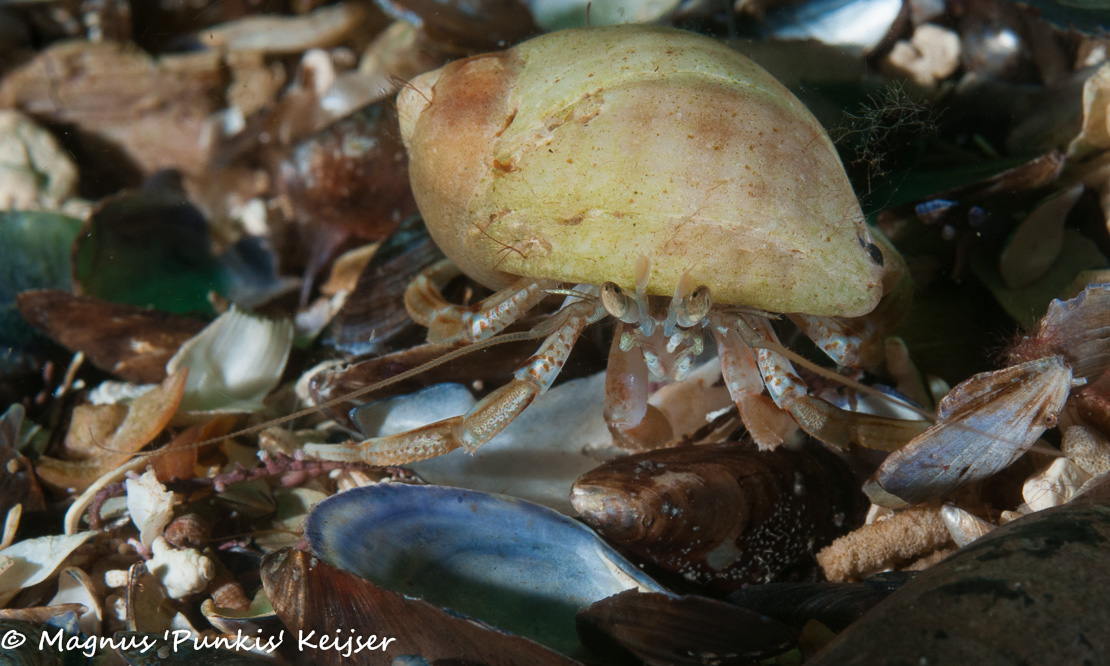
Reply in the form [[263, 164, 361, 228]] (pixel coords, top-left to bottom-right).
[[16, 290, 205, 384], [1022, 457, 1092, 512], [166, 307, 293, 414], [998, 184, 1083, 289], [940, 505, 995, 547], [0, 531, 97, 607], [375, 0, 539, 51], [571, 443, 865, 591], [323, 215, 443, 355], [125, 470, 174, 549], [304, 483, 665, 658]]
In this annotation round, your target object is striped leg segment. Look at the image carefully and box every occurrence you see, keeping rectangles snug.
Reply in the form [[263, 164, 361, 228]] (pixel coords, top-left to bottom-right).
[[404, 258, 557, 345], [713, 326, 799, 450], [304, 302, 602, 465], [735, 315, 926, 451]]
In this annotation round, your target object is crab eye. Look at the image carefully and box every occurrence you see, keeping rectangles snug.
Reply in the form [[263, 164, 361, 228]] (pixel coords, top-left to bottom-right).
[[866, 242, 884, 266], [601, 282, 640, 324], [676, 285, 712, 328]]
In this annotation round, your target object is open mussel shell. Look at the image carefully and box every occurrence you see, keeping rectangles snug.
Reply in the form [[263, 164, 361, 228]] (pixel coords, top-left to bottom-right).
[[304, 484, 666, 659], [261, 548, 578, 666], [571, 442, 865, 592], [576, 589, 796, 666]]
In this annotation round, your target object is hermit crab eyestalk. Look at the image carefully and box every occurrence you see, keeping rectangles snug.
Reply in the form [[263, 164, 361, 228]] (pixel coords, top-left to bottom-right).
[[665, 281, 712, 336], [676, 285, 712, 328], [601, 282, 641, 325]]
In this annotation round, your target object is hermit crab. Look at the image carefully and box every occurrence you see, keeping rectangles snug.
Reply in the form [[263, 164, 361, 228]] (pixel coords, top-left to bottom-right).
[[304, 24, 912, 465]]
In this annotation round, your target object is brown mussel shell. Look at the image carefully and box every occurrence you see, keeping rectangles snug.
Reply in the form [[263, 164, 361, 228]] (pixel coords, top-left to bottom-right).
[[323, 216, 442, 355], [576, 589, 796, 666], [278, 103, 417, 242], [571, 442, 865, 591], [725, 573, 911, 632], [17, 289, 205, 384]]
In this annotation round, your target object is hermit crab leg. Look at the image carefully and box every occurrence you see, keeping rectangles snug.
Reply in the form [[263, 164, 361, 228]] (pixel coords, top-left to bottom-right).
[[791, 232, 914, 373], [712, 327, 800, 450], [786, 314, 879, 371], [303, 300, 606, 465], [405, 258, 558, 345], [604, 322, 675, 451], [735, 316, 928, 451]]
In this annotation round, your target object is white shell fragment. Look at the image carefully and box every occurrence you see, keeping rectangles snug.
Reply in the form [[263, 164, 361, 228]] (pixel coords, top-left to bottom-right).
[[0, 110, 79, 211], [200, 589, 276, 635], [0, 531, 97, 606], [941, 505, 995, 547], [146, 537, 214, 599], [883, 23, 961, 89], [647, 357, 733, 440], [49, 567, 102, 636], [126, 470, 175, 549], [1069, 63, 1110, 157], [167, 307, 293, 413], [877, 356, 1072, 504], [764, 0, 903, 55], [1, 505, 21, 551], [1022, 458, 1092, 513], [193, 2, 368, 54], [351, 383, 477, 437]]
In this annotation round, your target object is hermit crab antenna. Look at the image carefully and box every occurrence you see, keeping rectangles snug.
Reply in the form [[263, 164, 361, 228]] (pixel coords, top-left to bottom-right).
[[632, 255, 655, 337], [633, 255, 651, 295]]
